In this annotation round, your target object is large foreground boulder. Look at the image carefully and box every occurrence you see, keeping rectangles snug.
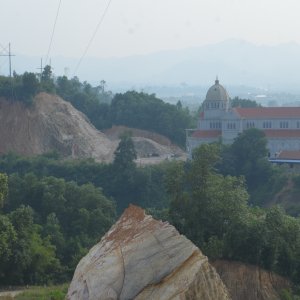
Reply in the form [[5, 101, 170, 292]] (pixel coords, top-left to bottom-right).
[[67, 205, 231, 300]]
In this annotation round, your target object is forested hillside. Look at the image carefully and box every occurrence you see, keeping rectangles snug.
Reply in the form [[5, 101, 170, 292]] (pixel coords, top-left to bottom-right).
[[0, 133, 300, 294], [0, 136, 169, 284], [0, 68, 300, 297]]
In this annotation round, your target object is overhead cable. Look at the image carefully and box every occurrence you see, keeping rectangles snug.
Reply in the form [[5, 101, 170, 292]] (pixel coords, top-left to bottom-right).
[[72, 0, 113, 76], [45, 0, 62, 66], [0, 44, 9, 53]]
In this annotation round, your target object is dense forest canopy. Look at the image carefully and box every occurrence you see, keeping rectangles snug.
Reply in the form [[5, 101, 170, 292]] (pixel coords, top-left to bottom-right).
[[0, 138, 170, 284], [0, 132, 299, 289], [168, 143, 300, 284]]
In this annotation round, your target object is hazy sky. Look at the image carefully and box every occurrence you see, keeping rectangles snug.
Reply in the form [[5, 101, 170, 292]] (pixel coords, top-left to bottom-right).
[[1, 0, 300, 59]]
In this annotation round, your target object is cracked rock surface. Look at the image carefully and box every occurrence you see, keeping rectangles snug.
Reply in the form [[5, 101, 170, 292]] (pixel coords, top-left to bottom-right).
[[67, 205, 231, 300]]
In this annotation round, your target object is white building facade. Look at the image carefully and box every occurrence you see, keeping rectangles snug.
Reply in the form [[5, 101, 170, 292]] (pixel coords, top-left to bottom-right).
[[187, 79, 300, 158]]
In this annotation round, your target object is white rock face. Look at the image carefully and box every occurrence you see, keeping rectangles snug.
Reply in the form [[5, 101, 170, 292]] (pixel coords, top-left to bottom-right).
[[67, 205, 231, 300]]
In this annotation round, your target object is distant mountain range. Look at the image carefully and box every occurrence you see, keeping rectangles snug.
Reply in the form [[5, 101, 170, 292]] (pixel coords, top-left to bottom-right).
[[6, 39, 300, 94]]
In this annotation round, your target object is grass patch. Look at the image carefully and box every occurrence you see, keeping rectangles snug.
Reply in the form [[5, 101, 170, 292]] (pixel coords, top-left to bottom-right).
[[14, 284, 68, 300]]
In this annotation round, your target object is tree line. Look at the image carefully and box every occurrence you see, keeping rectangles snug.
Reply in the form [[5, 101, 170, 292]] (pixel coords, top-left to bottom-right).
[[0, 68, 193, 147], [0, 172, 116, 285]]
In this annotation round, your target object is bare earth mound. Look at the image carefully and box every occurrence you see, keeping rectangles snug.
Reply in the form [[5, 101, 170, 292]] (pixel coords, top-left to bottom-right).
[[104, 125, 186, 164], [67, 205, 230, 300], [0, 93, 117, 162]]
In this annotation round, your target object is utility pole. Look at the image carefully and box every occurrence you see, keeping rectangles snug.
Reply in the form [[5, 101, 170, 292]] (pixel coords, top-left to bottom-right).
[[37, 58, 43, 80], [0, 43, 15, 77]]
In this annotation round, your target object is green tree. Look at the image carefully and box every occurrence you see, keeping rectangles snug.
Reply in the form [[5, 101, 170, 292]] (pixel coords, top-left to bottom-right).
[[168, 144, 249, 250], [41, 65, 52, 82], [231, 128, 268, 165], [218, 129, 285, 205], [226, 128, 271, 190], [3, 205, 61, 284], [231, 96, 261, 108], [0, 173, 8, 208], [166, 161, 187, 232], [109, 134, 141, 212], [41, 65, 55, 93], [43, 213, 65, 260], [4, 172, 116, 280], [113, 133, 137, 170], [110, 91, 192, 146], [21, 72, 39, 104], [0, 215, 16, 275], [0, 76, 12, 99]]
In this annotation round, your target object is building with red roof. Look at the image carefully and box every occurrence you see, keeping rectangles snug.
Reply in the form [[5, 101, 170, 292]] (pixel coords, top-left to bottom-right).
[[186, 78, 300, 159]]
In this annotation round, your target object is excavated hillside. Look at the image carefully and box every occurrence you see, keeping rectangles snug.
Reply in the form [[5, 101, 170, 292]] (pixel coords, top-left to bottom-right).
[[213, 260, 291, 300], [0, 93, 185, 164], [0, 93, 117, 162], [104, 125, 186, 164]]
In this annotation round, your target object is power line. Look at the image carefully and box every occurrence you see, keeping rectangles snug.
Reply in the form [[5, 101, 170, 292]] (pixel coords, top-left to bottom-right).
[[45, 0, 62, 66], [72, 0, 113, 76], [0, 44, 9, 53], [0, 45, 9, 73]]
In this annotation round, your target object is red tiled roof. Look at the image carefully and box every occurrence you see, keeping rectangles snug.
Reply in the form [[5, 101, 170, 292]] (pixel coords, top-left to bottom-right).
[[263, 129, 300, 138], [191, 130, 221, 138], [277, 151, 300, 160], [234, 107, 300, 119]]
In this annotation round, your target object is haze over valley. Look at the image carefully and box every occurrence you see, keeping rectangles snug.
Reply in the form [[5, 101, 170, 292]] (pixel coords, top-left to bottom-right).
[[6, 39, 300, 109]]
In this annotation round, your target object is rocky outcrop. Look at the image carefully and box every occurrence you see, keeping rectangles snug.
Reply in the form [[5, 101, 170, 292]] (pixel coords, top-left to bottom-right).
[[0, 93, 117, 162], [213, 260, 291, 300], [67, 205, 231, 300]]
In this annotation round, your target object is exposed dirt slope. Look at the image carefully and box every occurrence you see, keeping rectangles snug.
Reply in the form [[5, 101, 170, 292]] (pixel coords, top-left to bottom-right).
[[104, 125, 173, 146], [104, 125, 186, 164], [0, 94, 186, 164], [0, 93, 117, 162], [213, 260, 290, 300]]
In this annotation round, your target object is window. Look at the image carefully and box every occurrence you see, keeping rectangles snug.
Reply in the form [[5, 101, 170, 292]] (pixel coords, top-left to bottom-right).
[[246, 122, 255, 128], [210, 121, 221, 129], [227, 122, 236, 130], [263, 121, 272, 129], [280, 121, 288, 129]]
